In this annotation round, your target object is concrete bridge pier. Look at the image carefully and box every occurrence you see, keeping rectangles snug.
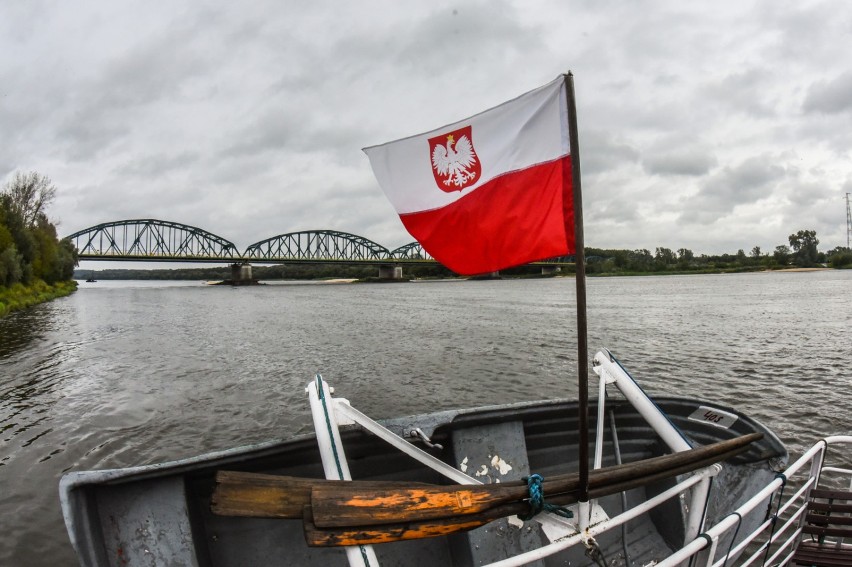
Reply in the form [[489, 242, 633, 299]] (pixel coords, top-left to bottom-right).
[[228, 263, 258, 285], [541, 265, 561, 276], [378, 264, 403, 280]]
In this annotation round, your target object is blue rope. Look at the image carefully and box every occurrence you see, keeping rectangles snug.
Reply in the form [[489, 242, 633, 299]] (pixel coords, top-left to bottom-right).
[[517, 474, 574, 521]]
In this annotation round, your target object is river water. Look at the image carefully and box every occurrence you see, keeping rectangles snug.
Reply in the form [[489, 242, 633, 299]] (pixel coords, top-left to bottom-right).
[[1, 271, 850, 566]]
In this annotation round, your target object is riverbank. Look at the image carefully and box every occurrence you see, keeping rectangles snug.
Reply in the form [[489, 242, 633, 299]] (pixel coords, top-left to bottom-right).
[[0, 280, 78, 318], [587, 266, 839, 278]]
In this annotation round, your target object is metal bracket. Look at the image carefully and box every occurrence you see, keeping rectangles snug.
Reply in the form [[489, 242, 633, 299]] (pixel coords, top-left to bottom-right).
[[409, 427, 444, 450]]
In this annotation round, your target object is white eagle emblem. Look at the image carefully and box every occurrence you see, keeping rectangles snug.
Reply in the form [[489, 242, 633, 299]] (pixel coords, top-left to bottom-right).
[[429, 126, 481, 192]]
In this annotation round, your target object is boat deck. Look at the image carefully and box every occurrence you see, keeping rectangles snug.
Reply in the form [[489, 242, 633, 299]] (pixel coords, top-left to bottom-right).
[[792, 488, 852, 567]]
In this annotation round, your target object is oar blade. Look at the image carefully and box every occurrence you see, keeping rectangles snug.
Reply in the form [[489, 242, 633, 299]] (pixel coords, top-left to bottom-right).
[[211, 471, 438, 519], [211, 470, 316, 519], [310, 483, 525, 528], [304, 502, 527, 547]]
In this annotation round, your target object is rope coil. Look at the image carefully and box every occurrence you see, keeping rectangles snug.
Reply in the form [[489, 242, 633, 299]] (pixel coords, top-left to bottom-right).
[[517, 474, 574, 521]]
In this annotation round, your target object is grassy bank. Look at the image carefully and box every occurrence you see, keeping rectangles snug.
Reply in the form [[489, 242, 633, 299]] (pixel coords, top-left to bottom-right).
[[0, 280, 78, 318]]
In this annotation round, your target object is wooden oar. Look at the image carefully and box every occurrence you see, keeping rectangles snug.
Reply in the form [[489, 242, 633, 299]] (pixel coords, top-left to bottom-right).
[[211, 433, 761, 529], [310, 433, 761, 528], [211, 471, 433, 519], [302, 440, 757, 546]]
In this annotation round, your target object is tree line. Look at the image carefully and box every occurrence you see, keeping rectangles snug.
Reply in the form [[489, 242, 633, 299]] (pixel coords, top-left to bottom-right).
[[585, 229, 852, 275], [0, 172, 78, 287]]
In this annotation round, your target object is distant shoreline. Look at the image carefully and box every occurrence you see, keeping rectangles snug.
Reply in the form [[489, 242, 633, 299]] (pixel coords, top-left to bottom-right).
[[74, 264, 847, 283]]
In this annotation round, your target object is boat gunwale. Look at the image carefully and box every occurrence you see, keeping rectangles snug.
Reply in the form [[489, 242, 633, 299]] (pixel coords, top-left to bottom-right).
[[60, 396, 785, 490]]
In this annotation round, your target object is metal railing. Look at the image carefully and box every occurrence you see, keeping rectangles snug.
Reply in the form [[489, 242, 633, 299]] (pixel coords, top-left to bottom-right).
[[657, 435, 852, 567]]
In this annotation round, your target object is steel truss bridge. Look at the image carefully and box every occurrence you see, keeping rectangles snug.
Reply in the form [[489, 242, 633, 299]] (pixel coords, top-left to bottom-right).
[[65, 219, 572, 269]]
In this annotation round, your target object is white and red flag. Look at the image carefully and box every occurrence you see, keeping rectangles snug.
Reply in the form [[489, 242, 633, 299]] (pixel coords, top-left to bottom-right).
[[363, 76, 575, 275]]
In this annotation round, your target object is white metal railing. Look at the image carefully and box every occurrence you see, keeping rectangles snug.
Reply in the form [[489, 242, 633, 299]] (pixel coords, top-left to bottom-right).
[[656, 435, 852, 567]]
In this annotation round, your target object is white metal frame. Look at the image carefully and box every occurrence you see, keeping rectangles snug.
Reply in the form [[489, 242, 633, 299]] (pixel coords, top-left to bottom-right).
[[307, 376, 380, 567], [592, 350, 716, 544]]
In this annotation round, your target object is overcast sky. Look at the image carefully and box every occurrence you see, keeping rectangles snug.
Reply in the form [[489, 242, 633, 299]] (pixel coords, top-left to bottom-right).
[[2, 0, 851, 259]]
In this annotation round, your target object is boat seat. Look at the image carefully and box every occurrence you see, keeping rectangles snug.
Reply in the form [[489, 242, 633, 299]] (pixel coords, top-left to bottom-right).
[[792, 488, 852, 567], [449, 420, 545, 567]]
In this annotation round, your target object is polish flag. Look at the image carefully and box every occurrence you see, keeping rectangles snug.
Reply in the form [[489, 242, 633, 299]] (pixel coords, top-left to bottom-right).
[[363, 76, 575, 275]]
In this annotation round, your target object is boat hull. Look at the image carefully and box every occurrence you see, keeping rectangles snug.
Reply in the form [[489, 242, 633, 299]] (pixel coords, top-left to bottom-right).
[[60, 397, 786, 567]]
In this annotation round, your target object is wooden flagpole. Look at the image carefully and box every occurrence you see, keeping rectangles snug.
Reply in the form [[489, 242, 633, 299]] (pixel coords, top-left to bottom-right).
[[565, 72, 590, 504]]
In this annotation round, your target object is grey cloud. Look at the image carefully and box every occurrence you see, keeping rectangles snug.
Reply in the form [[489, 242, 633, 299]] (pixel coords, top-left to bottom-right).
[[223, 105, 367, 160], [56, 120, 130, 162], [702, 68, 778, 118], [579, 130, 640, 176], [92, 47, 207, 109], [803, 71, 852, 114], [50, 16, 221, 163], [591, 196, 640, 224], [680, 155, 787, 224], [389, 2, 539, 75], [642, 147, 718, 177], [116, 151, 202, 178]]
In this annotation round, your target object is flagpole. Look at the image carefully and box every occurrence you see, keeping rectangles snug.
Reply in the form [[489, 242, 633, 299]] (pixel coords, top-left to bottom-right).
[[565, 72, 590, 506]]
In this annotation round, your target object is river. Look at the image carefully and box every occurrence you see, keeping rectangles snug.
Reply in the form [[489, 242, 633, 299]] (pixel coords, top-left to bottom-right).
[[1, 271, 850, 566]]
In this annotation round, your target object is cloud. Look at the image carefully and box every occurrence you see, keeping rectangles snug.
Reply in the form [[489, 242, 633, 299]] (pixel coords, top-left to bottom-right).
[[3, 0, 852, 257], [580, 131, 640, 176], [803, 71, 852, 115], [642, 145, 718, 177], [116, 151, 202, 178], [679, 155, 787, 225]]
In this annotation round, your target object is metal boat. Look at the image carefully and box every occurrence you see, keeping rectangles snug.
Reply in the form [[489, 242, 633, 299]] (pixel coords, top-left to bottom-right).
[[63, 350, 844, 567]]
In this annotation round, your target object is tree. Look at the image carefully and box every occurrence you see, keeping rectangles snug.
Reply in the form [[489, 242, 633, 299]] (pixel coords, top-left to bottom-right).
[[750, 246, 761, 258], [788, 229, 819, 267], [627, 249, 654, 272], [827, 246, 852, 269], [2, 171, 57, 228], [654, 247, 676, 269], [0, 171, 76, 287], [773, 245, 790, 266], [676, 248, 694, 269]]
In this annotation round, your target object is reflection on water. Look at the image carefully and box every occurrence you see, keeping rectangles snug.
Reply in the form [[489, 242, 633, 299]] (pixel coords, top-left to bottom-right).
[[0, 303, 78, 468], [0, 305, 53, 358], [1, 272, 851, 566]]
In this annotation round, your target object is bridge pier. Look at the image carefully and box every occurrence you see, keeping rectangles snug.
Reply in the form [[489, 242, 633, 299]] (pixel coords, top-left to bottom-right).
[[227, 263, 258, 285], [378, 265, 403, 280], [541, 265, 561, 276]]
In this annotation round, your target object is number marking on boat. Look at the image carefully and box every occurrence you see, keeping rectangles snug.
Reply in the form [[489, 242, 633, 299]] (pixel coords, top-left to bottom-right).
[[688, 406, 738, 429]]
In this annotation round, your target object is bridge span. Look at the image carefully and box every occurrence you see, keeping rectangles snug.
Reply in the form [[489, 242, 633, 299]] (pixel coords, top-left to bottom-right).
[[65, 219, 571, 279]]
